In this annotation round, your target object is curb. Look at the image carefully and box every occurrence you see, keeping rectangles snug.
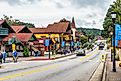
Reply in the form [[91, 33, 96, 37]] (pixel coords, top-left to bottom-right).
[[0, 53, 76, 74], [89, 62, 105, 81], [89, 54, 107, 81], [27, 53, 75, 61]]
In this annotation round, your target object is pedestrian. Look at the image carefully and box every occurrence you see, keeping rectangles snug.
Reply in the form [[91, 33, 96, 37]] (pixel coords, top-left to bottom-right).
[[0, 51, 3, 64], [2, 50, 7, 63], [12, 50, 18, 63]]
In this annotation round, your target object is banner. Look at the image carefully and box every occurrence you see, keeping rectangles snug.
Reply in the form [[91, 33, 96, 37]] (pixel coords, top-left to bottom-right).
[[44, 39, 50, 46]]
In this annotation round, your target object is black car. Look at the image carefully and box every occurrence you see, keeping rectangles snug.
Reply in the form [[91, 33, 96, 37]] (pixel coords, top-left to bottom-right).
[[99, 44, 104, 50]]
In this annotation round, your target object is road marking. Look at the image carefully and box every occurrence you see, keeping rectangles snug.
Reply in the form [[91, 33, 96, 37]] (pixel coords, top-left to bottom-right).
[[80, 48, 99, 61], [0, 64, 60, 81]]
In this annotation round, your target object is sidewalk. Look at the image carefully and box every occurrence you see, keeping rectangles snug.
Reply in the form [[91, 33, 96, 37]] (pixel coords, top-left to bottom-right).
[[5, 52, 75, 62], [106, 54, 121, 81]]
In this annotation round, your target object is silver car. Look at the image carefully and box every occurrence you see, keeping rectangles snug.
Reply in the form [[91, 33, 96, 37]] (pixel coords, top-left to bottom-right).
[[76, 49, 86, 56]]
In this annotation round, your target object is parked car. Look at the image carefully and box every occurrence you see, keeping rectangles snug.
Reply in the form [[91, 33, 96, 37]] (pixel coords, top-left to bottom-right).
[[76, 49, 86, 56]]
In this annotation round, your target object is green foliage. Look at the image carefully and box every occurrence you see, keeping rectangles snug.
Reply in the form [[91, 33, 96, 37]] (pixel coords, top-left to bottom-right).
[[1, 15, 35, 28], [80, 35, 88, 45], [77, 28, 102, 39], [23, 46, 29, 57], [103, 0, 121, 38]]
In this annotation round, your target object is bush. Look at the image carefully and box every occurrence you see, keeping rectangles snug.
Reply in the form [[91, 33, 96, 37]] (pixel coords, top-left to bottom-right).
[[23, 46, 29, 57]]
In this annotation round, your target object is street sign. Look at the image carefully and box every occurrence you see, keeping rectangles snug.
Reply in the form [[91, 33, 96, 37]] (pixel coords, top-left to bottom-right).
[[44, 39, 50, 46]]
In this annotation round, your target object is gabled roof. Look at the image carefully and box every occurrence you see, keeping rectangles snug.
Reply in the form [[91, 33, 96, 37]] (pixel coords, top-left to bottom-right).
[[29, 21, 70, 34], [0, 20, 15, 33], [47, 21, 70, 33], [3, 33, 33, 42], [11, 26, 25, 33], [29, 28, 47, 33], [19, 26, 32, 33]]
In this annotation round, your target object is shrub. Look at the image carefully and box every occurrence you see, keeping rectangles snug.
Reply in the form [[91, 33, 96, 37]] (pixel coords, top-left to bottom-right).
[[23, 46, 29, 57]]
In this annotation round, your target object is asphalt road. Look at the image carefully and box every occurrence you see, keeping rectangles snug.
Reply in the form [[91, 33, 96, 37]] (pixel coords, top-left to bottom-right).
[[0, 48, 103, 81]]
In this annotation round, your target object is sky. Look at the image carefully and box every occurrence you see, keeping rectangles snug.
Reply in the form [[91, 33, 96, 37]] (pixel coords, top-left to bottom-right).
[[0, 0, 116, 29]]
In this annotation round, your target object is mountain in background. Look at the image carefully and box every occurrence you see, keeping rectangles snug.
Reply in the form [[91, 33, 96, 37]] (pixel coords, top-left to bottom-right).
[[77, 27, 102, 39]]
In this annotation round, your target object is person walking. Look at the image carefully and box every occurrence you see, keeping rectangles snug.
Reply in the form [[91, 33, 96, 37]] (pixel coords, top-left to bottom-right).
[[12, 50, 18, 63], [2, 50, 7, 63], [0, 51, 3, 64]]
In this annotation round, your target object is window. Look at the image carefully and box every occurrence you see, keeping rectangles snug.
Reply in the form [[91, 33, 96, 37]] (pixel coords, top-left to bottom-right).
[[0, 28, 8, 35]]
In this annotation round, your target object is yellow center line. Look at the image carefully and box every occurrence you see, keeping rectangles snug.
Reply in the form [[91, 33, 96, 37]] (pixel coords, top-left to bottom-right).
[[80, 48, 99, 61], [0, 64, 61, 81]]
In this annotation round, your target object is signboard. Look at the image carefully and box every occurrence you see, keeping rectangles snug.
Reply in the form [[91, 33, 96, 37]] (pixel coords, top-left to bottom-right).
[[39, 39, 44, 43], [44, 39, 50, 46], [115, 24, 121, 40], [112, 24, 121, 47]]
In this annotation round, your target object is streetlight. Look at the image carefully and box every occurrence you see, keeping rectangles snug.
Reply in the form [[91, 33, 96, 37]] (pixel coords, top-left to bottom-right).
[[110, 32, 113, 61], [48, 34, 51, 59], [111, 11, 116, 72]]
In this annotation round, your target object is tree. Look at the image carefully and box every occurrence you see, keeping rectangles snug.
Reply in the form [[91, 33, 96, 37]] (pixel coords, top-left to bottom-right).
[[103, 0, 121, 38], [80, 35, 88, 45], [1, 15, 35, 28]]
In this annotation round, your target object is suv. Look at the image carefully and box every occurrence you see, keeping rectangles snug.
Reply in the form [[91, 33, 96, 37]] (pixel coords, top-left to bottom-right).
[[76, 49, 86, 56]]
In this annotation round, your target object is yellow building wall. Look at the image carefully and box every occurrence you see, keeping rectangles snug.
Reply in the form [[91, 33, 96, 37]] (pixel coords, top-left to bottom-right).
[[34, 34, 70, 41], [34, 34, 60, 38]]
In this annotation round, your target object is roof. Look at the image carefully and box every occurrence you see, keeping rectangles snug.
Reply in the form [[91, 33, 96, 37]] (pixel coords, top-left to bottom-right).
[[11, 26, 25, 33], [0, 20, 5, 25], [29, 21, 70, 34], [47, 21, 70, 33], [3, 33, 33, 42], [29, 28, 47, 33]]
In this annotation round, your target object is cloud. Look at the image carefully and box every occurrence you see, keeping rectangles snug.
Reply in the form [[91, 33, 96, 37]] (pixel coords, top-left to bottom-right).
[[70, 0, 108, 9], [0, 0, 41, 5], [0, 0, 115, 29]]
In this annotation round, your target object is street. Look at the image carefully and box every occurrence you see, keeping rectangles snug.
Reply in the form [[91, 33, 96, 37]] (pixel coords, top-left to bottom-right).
[[0, 48, 103, 81]]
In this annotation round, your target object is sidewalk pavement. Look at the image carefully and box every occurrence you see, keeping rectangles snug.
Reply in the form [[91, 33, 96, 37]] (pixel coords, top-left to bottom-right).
[[106, 54, 121, 81]]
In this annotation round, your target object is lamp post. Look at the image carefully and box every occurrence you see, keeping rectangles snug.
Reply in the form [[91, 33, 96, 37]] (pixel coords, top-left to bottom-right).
[[48, 34, 50, 59], [111, 11, 116, 72], [110, 32, 113, 61]]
